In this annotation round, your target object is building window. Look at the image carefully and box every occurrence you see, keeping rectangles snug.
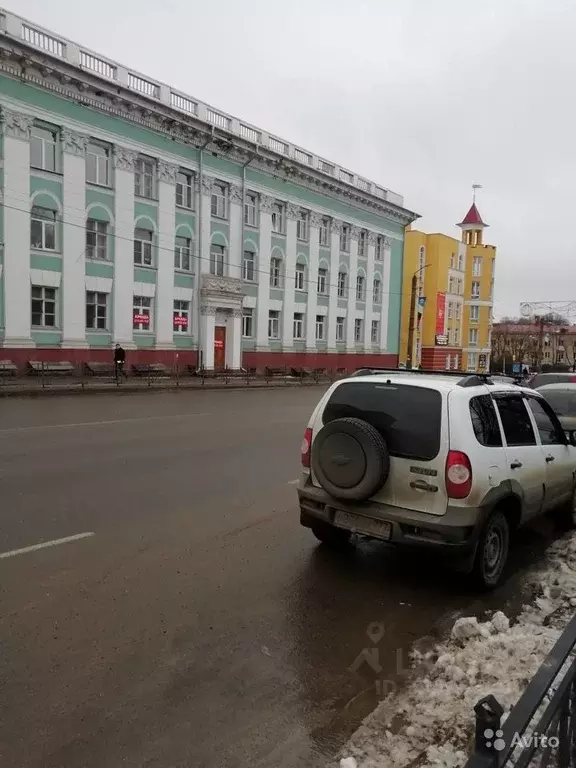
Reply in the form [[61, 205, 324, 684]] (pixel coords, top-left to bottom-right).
[[317, 267, 328, 294], [340, 224, 350, 252], [471, 280, 480, 298], [319, 218, 330, 247], [354, 318, 363, 342], [133, 296, 152, 331], [86, 219, 108, 260], [458, 252, 464, 270], [210, 244, 226, 276], [271, 203, 285, 234], [358, 231, 367, 257], [470, 305, 480, 324], [297, 210, 309, 241], [86, 142, 110, 186], [31, 124, 57, 172], [356, 274, 366, 301], [458, 278, 464, 295], [211, 182, 228, 219], [472, 256, 482, 276], [173, 300, 190, 333], [467, 352, 477, 371], [134, 227, 153, 266], [243, 250, 256, 281], [270, 257, 282, 287], [176, 171, 194, 209], [336, 316, 345, 342], [31, 206, 57, 251], [371, 320, 380, 344], [295, 262, 306, 291], [268, 310, 280, 339], [445, 354, 452, 370], [316, 315, 325, 340], [373, 278, 382, 303], [455, 303, 461, 320], [450, 253, 455, 269], [242, 308, 254, 337], [469, 328, 479, 346], [134, 156, 156, 199], [337, 271, 347, 298], [245, 193, 258, 226], [447, 301, 453, 319], [31, 286, 57, 327], [86, 291, 108, 330], [174, 235, 191, 271], [448, 276, 454, 294], [376, 236, 384, 261], [293, 312, 304, 339]]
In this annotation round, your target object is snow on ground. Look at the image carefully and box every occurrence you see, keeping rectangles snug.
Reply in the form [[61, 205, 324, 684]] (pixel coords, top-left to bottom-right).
[[337, 532, 576, 768]]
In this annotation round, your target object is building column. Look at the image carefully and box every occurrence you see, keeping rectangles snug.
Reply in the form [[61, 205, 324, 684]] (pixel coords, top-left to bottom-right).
[[228, 184, 242, 280], [256, 195, 273, 350], [113, 147, 137, 347], [2, 109, 33, 347], [307, 213, 321, 351], [282, 204, 298, 350], [157, 161, 177, 348], [346, 228, 359, 351], [200, 308, 215, 369], [363, 236, 375, 349], [61, 128, 88, 348], [379, 236, 392, 352], [327, 221, 340, 350], [226, 308, 242, 369]]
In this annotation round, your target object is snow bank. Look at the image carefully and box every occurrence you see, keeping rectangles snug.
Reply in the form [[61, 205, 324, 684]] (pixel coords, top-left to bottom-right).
[[338, 532, 576, 768]]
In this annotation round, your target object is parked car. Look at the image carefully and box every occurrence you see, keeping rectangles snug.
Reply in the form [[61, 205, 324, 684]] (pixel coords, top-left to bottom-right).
[[538, 383, 576, 433], [529, 372, 576, 389], [298, 371, 576, 589], [489, 374, 522, 385]]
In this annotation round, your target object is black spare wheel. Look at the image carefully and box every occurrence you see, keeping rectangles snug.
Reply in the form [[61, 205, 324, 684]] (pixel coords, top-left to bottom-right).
[[311, 417, 390, 501]]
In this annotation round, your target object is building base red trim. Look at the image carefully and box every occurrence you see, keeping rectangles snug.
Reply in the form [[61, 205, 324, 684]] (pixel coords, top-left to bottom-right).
[[421, 346, 462, 371], [242, 351, 398, 371]]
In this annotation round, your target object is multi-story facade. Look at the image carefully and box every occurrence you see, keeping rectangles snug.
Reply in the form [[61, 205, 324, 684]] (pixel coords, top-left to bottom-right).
[[399, 202, 496, 371], [492, 322, 576, 372], [0, 10, 417, 370]]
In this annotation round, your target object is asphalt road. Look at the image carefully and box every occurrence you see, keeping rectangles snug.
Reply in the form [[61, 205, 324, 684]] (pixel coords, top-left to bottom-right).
[[0, 388, 557, 768]]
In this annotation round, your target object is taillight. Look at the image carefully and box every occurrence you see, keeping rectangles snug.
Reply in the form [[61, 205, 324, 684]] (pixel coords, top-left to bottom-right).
[[301, 427, 313, 468], [445, 450, 472, 499]]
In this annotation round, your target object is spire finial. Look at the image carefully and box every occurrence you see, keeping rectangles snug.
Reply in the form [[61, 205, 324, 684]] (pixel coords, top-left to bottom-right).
[[472, 183, 482, 203]]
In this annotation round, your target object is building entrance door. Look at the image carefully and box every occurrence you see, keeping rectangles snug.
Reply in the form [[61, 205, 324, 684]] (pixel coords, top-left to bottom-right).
[[214, 326, 226, 369]]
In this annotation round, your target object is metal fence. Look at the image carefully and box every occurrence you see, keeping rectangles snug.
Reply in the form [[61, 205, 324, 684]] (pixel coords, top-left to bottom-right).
[[465, 613, 576, 767]]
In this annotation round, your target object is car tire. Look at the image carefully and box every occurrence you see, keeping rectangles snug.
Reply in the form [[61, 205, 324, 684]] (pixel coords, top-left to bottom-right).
[[311, 522, 351, 548], [311, 417, 390, 502], [553, 484, 576, 532], [471, 510, 510, 590]]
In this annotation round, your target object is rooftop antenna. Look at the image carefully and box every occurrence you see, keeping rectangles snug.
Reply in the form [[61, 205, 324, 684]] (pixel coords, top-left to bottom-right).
[[472, 183, 483, 203]]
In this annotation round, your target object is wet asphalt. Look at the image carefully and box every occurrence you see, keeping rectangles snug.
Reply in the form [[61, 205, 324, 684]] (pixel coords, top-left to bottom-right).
[[0, 388, 559, 768]]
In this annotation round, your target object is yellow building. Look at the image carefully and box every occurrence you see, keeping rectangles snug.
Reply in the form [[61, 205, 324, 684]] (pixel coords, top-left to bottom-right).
[[399, 202, 496, 372]]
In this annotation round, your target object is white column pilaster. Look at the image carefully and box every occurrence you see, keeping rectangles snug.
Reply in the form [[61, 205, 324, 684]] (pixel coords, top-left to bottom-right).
[[61, 129, 88, 347], [346, 229, 359, 351], [363, 237, 375, 349], [226, 309, 242, 369], [327, 221, 340, 349], [201, 310, 215, 369], [228, 184, 242, 280], [256, 196, 273, 350], [113, 147, 137, 347], [2, 110, 33, 347], [199, 175, 212, 275], [282, 204, 298, 349], [307, 214, 321, 350], [380, 237, 392, 352], [157, 161, 177, 348]]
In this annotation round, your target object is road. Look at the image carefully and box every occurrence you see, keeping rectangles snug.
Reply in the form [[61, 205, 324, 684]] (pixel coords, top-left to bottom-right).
[[0, 388, 556, 768]]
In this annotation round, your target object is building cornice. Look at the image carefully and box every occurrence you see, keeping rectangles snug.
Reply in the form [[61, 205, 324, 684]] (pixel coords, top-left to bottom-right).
[[0, 30, 419, 227]]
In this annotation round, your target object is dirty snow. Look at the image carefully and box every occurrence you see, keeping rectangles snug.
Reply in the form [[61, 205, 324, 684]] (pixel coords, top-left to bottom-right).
[[337, 532, 576, 768]]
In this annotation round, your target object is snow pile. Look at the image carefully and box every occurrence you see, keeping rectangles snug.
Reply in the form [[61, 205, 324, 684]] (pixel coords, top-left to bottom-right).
[[338, 533, 576, 768]]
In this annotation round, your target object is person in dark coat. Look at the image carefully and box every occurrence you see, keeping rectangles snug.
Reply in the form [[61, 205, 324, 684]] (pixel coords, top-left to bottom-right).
[[113, 344, 126, 378]]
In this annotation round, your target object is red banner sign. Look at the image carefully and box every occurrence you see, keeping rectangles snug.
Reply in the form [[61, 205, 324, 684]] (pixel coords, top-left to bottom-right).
[[214, 340, 224, 349], [435, 292, 446, 335], [173, 316, 188, 327], [133, 313, 150, 325]]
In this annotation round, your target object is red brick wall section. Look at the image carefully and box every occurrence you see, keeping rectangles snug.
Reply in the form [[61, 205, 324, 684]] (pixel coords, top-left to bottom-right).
[[243, 351, 398, 372], [420, 347, 462, 371]]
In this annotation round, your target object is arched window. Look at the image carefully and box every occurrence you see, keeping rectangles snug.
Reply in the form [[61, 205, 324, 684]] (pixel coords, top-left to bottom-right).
[[134, 226, 154, 266], [337, 267, 348, 298], [356, 270, 366, 301], [270, 254, 283, 288], [295, 255, 307, 291], [317, 259, 330, 295], [373, 276, 382, 303]]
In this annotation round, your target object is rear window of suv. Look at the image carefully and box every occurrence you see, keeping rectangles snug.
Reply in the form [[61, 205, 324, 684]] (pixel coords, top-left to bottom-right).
[[322, 381, 442, 460]]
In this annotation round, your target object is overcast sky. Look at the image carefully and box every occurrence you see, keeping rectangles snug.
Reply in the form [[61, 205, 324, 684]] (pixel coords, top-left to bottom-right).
[[6, 0, 576, 319]]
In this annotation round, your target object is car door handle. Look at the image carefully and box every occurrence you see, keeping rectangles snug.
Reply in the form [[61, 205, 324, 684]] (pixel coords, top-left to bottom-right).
[[510, 461, 523, 469], [410, 480, 438, 492], [546, 455, 555, 463]]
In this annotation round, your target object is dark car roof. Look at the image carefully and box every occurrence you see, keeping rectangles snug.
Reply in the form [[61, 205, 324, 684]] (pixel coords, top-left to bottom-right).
[[531, 372, 576, 389]]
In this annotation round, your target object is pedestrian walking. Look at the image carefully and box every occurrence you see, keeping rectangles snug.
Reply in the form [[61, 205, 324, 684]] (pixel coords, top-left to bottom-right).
[[114, 343, 126, 380]]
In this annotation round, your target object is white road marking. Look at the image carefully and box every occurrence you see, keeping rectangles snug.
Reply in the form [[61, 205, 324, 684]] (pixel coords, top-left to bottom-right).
[[0, 532, 95, 560], [287, 479, 300, 485], [0, 412, 212, 435]]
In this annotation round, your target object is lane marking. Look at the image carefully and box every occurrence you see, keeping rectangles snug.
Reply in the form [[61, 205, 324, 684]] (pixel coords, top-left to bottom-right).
[[0, 412, 212, 435], [0, 532, 95, 560], [287, 479, 300, 485]]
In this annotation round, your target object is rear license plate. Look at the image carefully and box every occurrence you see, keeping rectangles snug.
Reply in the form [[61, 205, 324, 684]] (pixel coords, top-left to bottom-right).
[[333, 511, 392, 541]]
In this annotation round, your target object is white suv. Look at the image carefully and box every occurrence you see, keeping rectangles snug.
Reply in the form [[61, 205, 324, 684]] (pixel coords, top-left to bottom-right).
[[298, 370, 576, 589]]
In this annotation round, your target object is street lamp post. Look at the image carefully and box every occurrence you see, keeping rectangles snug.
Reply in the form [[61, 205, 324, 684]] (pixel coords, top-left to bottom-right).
[[406, 264, 430, 370]]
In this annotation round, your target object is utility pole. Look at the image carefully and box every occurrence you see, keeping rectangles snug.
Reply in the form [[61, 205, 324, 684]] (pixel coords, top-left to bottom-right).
[[406, 273, 418, 369]]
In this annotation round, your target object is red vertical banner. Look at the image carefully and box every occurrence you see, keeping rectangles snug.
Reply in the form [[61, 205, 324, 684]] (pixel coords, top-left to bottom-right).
[[435, 292, 446, 335]]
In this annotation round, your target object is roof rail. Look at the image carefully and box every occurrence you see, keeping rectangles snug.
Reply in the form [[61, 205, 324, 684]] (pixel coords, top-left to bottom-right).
[[350, 367, 494, 387]]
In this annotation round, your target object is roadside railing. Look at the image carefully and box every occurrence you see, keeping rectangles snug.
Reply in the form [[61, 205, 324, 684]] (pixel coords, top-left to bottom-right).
[[465, 613, 576, 768]]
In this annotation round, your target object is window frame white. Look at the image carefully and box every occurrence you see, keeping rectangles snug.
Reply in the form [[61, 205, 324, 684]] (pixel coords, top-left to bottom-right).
[[174, 235, 192, 271], [373, 278, 382, 303], [469, 328, 479, 346], [371, 320, 380, 344], [270, 257, 282, 288], [86, 219, 108, 261], [176, 170, 194, 209], [319, 218, 330, 247], [337, 271, 347, 298], [356, 274, 366, 301], [30, 124, 58, 173], [317, 267, 328, 294], [134, 227, 154, 266], [133, 295, 153, 332], [242, 308, 254, 338], [243, 250, 256, 282], [31, 285, 57, 328], [244, 193, 258, 227], [295, 262, 306, 291], [471, 280, 481, 299], [296, 210, 309, 242], [134, 155, 157, 199], [86, 290, 108, 330], [86, 142, 110, 186], [375, 236, 384, 261], [354, 318, 363, 342], [336, 316, 345, 342], [31, 206, 57, 251], [271, 203, 285, 234], [210, 244, 226, 276], [268, 309, 280, 339], [173, 299, 190, 333], [470, 305, 480, 324], [472, 256, 482, 277], [358, 231, 367, 258], [293, 312, 304, 339], [467, 351, 477, 371], [211, 181, 228, 219], [315, 314, 325, 341], [340, 224, 350, 252]]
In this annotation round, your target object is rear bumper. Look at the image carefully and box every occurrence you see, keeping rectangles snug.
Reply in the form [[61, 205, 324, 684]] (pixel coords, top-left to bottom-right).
[[297, 474, 486, 554]]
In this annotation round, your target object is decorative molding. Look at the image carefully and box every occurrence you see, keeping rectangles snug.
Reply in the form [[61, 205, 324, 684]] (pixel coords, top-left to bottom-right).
[[259, 194, 275, 214], [331, 219, 343, 235], [367, 232, 378, 247], [201, 175, 213, 196], [113, 146, 137, 171], [158, 160, 178, 184], [61, 127, 88, 156], [201, 275, 244, 296], [350, 225, 361, 242], [0, 108, 33, 141], [286, 202, 299, 221], [231, 307, 244, 318], [200, 304, 218, 316], [310, 211, 323, 228], [229, 183, 243, 204], [382, 235, 392, 249]]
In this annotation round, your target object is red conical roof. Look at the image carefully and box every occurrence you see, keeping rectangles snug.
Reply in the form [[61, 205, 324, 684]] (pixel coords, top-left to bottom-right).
[[458, 203, 486, 227]]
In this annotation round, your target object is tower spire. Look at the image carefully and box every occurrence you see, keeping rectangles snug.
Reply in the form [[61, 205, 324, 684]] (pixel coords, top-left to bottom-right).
[[458, 186, 487, 245]]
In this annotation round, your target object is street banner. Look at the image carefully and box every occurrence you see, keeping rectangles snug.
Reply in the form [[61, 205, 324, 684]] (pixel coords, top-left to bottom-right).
[[436, 292, 446, 334]]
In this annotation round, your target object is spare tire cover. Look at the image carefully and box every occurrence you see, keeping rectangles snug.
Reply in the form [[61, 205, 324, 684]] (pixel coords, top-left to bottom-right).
[[311, 417, 390, 502]]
